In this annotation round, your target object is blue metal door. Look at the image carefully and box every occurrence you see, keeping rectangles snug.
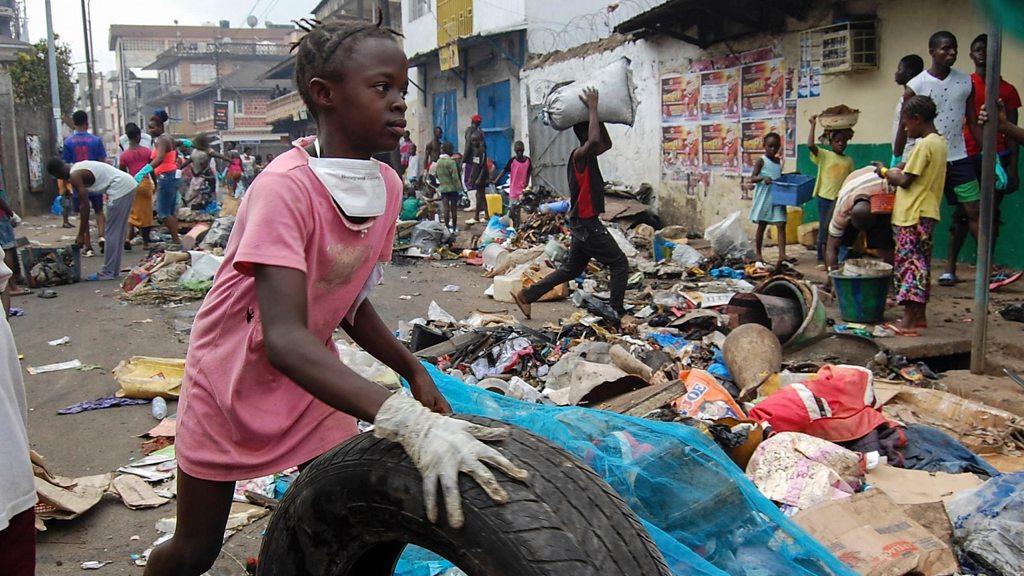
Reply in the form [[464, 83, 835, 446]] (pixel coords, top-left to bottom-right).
[[476, 80, 512, 183], [432, 90, 458, 153]]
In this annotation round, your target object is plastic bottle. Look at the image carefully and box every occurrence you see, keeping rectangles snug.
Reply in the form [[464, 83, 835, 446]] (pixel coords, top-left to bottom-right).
[[538, 200, 570, 214], [151, 397, 167, 420]]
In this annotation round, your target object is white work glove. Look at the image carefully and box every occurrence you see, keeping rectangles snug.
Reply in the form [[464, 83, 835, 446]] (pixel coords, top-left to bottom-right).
[[373, 393, 529, 528]]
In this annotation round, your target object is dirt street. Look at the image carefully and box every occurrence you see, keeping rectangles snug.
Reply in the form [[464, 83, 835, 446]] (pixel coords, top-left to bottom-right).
[[12, 213, 1024, 574]]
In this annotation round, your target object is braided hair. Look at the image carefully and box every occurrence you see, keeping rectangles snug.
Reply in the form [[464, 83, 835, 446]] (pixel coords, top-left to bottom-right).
[[292, 15, 402, 121], [903, 95, 938, 123]]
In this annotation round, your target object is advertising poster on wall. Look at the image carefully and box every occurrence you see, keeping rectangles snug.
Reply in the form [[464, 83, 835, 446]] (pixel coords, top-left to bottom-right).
[[661, 74, 701, 123], [700, 69, 740, 121], [785, 100, 798, 158], [741, 59, 786, 119], [740, 119, 785, 175], [25, 134, 42, 191], [662, 124, 701, 181], [701, 122, 741, 175]]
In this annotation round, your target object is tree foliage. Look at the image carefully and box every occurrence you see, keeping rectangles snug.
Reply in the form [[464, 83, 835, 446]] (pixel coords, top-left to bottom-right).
[[9, 36, 75, 117]]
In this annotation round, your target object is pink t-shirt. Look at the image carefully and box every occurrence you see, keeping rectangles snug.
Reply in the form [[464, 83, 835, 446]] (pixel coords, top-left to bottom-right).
[[507, 156, 531, 200], [176, 140, 400, 481]]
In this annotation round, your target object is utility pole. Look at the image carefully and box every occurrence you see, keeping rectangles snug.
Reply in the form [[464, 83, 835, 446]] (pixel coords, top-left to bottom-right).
[[971, 25, 1002, 374], [80, 0, 98, 131], [44, 0, 62, 150]]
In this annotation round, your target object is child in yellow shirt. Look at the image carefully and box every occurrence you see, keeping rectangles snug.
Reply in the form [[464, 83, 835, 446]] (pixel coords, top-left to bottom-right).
[[876, 95, 947, 332], [808, 115, 855, 265]]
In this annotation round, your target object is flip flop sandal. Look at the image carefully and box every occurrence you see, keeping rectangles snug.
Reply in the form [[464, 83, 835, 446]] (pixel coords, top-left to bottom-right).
[[37, 289, 57, 299], [880, 322, 920, 337], [990, 271, 1023, 292], [938, 273, 958, 286]]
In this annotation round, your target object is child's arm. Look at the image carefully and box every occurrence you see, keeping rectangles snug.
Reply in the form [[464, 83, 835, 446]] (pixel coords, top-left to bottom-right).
[[254, 264, 393, 420], [749, 157, 770, 184], [341, 300, 449, 413], [69, 173, 92, 246], [525, 157, 532, 186], [253, 264, 525, 528], [882, 166, 917, 189], [807, 115, 819, 155], [492, 158, 512, 184]]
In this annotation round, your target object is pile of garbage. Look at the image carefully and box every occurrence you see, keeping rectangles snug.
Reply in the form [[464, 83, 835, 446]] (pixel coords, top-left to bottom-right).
[[377, 199, 1024, 575], [120, 216, 234, 305]]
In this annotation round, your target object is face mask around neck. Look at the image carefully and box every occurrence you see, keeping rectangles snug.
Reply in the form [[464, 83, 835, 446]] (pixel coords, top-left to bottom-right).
[[306, 139, 387, 218]]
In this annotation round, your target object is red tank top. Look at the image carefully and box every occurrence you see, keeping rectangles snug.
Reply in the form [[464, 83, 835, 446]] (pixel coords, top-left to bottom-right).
[[574, 162, 596, 219]]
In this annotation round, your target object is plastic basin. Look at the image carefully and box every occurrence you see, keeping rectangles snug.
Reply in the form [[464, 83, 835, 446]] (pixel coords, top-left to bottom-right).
[[830, 271, 892, 323]]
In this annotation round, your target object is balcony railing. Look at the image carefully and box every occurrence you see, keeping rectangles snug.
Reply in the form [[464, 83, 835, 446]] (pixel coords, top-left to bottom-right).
[[265, 90, 306, 123]]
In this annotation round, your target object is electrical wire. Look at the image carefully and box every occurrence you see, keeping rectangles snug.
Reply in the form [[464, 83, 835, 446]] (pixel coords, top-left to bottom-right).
[[247, 0, 264, 18]]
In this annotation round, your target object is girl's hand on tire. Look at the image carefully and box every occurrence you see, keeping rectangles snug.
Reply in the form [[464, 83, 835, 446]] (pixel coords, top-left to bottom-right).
[[373, 394, 530, 528]]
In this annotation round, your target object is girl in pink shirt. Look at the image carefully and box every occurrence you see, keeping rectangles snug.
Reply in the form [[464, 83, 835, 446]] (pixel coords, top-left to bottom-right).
[[144, 20, 527, 576]]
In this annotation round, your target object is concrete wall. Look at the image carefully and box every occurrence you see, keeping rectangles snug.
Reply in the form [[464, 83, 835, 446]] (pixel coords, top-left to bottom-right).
[[519, 38, 693, 215], [0, 70, 58, 216], [402, 0, 437, 58]]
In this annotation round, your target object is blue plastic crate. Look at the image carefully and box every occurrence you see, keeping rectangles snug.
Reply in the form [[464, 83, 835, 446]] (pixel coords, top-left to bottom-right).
[[769, 173, 815, 206]]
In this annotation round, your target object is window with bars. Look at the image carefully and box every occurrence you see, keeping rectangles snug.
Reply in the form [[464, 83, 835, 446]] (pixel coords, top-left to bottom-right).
[[189, 63, 217, 86], [410, 0, 431, 21]]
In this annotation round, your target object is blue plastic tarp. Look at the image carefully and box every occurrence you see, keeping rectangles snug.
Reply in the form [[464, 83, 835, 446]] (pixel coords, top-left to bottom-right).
[[396, 363, 855, 576]]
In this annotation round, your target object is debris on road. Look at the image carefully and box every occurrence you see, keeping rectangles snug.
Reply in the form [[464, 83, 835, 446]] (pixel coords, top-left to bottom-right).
[[26, 359, 83, 375]]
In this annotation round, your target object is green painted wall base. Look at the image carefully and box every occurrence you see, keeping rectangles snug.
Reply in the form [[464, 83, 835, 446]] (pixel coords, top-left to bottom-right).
[[794, 143, 1024, 268]]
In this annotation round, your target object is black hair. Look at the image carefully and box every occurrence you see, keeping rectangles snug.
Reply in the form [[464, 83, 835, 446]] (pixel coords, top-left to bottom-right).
[[244, 146, 252, 154], [125, 122, 141, 142], [148, 113, 165, 128], [441, 141, 454, 154], [929, 30, 957, 50], [763, 132, 781, 145], [972, 33, 987, 49], [292, 15, 403, 121], [46, 157, 68, 178], [899, 54, 925, 77], [194, 133, 210, 149], [434, 126, 443, 134], [514, 140, 524, 147], [72, 110, 88, 127], [903, 95, 938, 122]]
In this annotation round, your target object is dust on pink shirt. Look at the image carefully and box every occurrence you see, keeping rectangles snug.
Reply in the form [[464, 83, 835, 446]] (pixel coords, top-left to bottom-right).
[[176, 140, 400, 481]]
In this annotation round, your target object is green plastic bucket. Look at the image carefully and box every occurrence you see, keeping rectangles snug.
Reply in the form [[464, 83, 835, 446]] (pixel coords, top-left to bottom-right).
[[829, 271, 891, 323]]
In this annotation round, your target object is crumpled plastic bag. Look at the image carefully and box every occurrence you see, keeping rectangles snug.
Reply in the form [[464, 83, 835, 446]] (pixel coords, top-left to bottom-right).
[[746, 431, 863, 511], [336, 340, 401, 390], [946, 472, 1024, 575], [479, 215, 512, 248], [705, 211, 755, 260], [670, 243, 704, 268], [180, 251, 225, 283], [543, 58, 636, 130], [410, 220, 449, 253]]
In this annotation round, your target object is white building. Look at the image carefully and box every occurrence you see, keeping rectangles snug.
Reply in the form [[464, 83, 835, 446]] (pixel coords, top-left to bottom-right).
[[400, 0, 651, 175]]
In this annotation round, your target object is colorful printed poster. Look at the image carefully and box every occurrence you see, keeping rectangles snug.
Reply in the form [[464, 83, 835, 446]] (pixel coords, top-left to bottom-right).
[[785, 100, 798, 158], [662, 124, 701, 181], [701, 122, 741, 174], [661, 74, 701, 123], [741, 119, 785, 175], [700, 69, 740, 121], [741, 60, 786, 119]]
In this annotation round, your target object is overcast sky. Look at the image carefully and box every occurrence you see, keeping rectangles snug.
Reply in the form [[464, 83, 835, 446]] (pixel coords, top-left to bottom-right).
[[25, 0, 314, 74]]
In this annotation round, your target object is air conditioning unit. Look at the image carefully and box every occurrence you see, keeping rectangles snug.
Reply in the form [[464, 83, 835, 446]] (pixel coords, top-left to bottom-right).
[[818, 21, 878, 74]]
